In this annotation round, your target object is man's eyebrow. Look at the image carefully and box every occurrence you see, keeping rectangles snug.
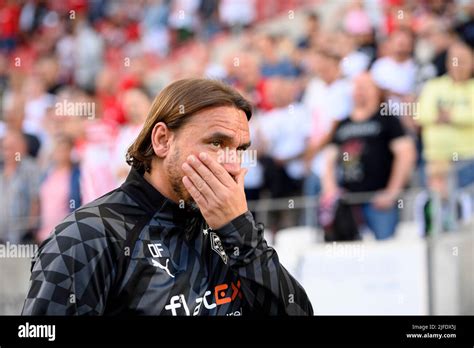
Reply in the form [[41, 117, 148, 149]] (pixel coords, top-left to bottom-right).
[[238, 141, 251, 151], [205, 131, 251, 150], [206, 131, 234, 141]]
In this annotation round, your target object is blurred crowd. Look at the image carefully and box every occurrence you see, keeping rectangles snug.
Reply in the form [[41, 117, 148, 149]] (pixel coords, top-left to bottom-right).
[[0, 0, 473, 244]]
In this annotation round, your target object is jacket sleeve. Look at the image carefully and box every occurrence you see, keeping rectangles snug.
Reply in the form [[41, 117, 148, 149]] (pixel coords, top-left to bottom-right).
[[21, 218, 120, 315], [215, 211, 314, 315]]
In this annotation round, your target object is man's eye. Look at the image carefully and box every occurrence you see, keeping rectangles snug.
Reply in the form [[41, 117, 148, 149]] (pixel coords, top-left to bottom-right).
[[211, 141, 221, 148]]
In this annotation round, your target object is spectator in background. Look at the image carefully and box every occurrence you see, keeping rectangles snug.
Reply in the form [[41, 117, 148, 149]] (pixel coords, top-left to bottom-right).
[[18, 0, 49, 36], [371, 28, 417, 96], [258, 77, 311, 230], [95, 66, 126, 126], [22, 76, 55, 144], [198, 0, 220, 40], [111, 88, 150, 185], [414, 161, 472, 236], [37, 133, 81, 243], [416, 16, 457, 79], [35, 55, 66, 95], [55, 17, 76, 83], [301, 48, 353, 226], [73, 16, 104, 91], [2, 95, 41, 158], [455, 0, 474, 48], [343, 6, 377, 65], [140, 0, 170, 57], [0, 130, 40, 243], [168, 0, 200, 45], [370, 29, 418, 130], [297, 12, 320, 49], [219, 0, 256, 31], [322, 73, 416, 240], [339, 7, 373, 77], [381, 0, 417, 35], [78, 90, 117, 204], [226, 51, 272, 110], [0, 0, 21, 53], [37, 87, 83, 169], [257, 34, 299, 78], [335, 30, 371, 79], [259, 77, 310, 192], [183, 41, 227, 79], [417, 41, 474, 189]]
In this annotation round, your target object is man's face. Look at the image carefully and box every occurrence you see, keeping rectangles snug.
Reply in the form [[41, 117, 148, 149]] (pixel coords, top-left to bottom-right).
[[164, 106, 251, 205], [352, 73, 379, 108], [447, 45, 473, 82], [2, 132, 25, 164], [391, 31, 413, 58]]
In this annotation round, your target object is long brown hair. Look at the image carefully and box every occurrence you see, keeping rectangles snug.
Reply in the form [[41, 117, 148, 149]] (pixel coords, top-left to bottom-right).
[[126, 78, 252, 172]]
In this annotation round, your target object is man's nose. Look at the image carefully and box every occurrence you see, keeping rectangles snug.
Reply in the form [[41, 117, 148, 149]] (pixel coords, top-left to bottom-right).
[[222, 162, 241, 178], [219, 149, 242, 178]]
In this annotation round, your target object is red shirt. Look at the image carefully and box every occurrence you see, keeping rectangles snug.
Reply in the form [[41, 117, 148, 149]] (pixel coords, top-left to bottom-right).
[[0, 2, 20, 38]]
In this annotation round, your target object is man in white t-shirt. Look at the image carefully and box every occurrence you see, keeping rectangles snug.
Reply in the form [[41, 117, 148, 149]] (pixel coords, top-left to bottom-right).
[[301, 49, 353, 225], [23, 77, 55, 144], [258, 78, 312, 198], [219, 0, 256, 28], [370, 29, 418, 121]]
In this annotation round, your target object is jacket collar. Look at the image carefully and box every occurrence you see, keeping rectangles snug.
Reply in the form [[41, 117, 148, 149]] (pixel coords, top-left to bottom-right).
[[121, 168, 205, 236]]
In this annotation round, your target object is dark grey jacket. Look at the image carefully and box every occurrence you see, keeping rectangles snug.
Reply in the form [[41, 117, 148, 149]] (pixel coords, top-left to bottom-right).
[[22, 168, 313, 316]]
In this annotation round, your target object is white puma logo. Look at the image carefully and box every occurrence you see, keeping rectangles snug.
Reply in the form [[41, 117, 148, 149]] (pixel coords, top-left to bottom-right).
[[151, 258, 175, 278]]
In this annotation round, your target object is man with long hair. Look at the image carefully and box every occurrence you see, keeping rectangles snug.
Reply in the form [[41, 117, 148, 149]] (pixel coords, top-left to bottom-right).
[[22, 78, 313, 316]]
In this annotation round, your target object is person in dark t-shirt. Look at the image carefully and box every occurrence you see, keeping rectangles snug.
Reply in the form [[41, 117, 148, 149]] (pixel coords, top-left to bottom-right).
[[322, 73, 416, 240]]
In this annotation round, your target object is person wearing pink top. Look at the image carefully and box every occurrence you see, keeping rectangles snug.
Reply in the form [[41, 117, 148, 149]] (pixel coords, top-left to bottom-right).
[[38, 134, 81, 243]]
